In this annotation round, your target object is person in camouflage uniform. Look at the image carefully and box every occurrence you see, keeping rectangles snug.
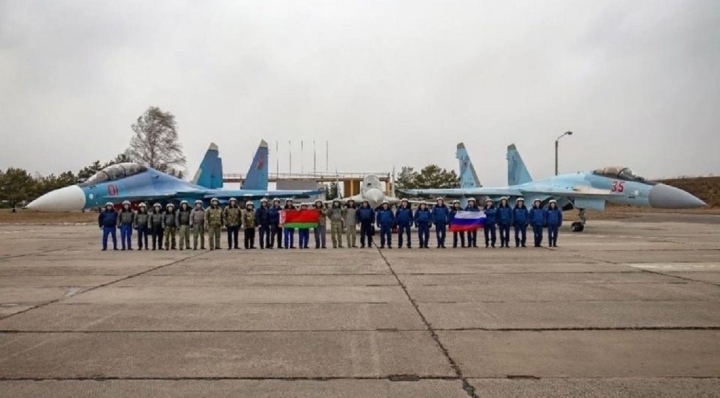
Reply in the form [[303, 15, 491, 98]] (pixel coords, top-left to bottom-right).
[[223, 198, 241, 250], [134, 203, 150, 250], [326, 199, 343, 248], [314, 199, 328, 249], [242, 201, 257, 249], [343, 199, 358, 248], [162, 203, 178, 250], [189, 200, 206, 250], [205, 198, 223, 250], [117, 200, 135, 251], [148, 203, 164, 250], [176, 200, 192, 250]]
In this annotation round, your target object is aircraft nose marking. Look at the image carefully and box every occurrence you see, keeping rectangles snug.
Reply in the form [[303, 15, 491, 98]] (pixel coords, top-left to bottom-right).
[[648, 184, 706, 209]]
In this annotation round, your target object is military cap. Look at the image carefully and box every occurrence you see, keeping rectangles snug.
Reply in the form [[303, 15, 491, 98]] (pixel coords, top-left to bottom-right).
[[260, 198, 268, 203], [166, 203, 174, 208], [138, 202, 147, 207], [105, 202, 114, 207], [467, 197, 476, 202], [194, 200, 203, 205], [246, 201, 253, 206], [121, 200, 131, 206], [516, 197, 525, 202], [210, 198, 219, 203], [229, 197, 237, 202], [549, 199, 557, 204], [153, 203, 161, 208]]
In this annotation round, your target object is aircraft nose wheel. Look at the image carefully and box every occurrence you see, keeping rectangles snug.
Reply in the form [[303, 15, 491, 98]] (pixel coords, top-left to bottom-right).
[[571, 221, 584, 232]]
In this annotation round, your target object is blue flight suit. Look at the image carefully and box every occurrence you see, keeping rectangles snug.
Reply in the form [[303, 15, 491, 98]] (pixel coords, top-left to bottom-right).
[[357, 206, 375, 248], [376, 207, 395, 248], [529, 205, 547, 247], [449, 208, 465, 248], [483, 205, 497, 247], [464, 204, 480, 247], [269, 205, 282, 248], [512, 205, 529, 247], [395, 206, 413, 248], [98, 209, 118, 251], [546, 207, 563, 247], [496, 204, 513, 247], [431, 204, 450, 248], [414, 208, 432, 248], [299, 225, 310, 248], [256, 206, 271, 249]]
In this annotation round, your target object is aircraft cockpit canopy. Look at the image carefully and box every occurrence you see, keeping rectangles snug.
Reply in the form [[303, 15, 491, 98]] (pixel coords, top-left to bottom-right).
[[79, 163, 148, 187], [592, 166, 653, 184]]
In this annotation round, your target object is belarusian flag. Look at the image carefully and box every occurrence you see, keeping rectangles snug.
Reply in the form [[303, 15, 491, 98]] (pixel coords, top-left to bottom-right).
[[280, 209, 319, 229]]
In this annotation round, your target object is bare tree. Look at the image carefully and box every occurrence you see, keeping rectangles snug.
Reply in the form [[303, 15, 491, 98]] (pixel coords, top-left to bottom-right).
[[127, 107, 186, 174]]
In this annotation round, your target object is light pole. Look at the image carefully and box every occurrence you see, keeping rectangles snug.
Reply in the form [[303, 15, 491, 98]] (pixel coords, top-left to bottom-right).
[[555, 131, 573, 175]]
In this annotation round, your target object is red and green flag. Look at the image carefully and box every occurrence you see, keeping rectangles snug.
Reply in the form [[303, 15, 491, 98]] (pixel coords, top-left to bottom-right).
[[280, 209, 319, 229]]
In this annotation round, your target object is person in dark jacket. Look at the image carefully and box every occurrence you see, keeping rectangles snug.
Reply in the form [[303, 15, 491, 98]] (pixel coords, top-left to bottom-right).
[[529, 198, 546, 247], [134, 203, 150, 250], [431, 198, 450, 248], [414, 202, 432, 248], [283, 199, 296, 249], [546, 199, 563, 247], [357, 200, 375, 248], [117, 200, 135, 250], [464, 198, 480, 248], [376, 201, 395, 249], [223, 198, 241, 250], [256, 199, 271, 249], [496, 197, 513, 248], [148, 203, 164, 250], [512, 197, 529, 247], [449, 200, 465, 248], [395, 198, 413, 249], [483, 198, 497, 248], [98, 202, 118, 251], [269, 198, 282, 248], [176, 200, 192, 250]]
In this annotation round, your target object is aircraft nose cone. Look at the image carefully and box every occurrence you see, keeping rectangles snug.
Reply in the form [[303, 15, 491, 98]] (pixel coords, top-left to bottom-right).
[[26, 185, 86, 211], [648, 183, 706, 209], [367, 189, 384, 207]]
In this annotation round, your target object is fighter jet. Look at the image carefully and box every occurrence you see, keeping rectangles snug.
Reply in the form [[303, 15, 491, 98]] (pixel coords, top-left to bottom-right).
[[398, 143, 706, 232], [26, 144, 323, 211], [191, 140, 270, 191], [324, 174, 413, 209]]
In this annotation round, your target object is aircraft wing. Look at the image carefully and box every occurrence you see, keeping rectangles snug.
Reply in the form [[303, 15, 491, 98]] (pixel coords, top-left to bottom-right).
[[320, 194, 363, 205], [520, 185, 614, 199], [397, 187, 523, 198], [206, 188, 324, 201]]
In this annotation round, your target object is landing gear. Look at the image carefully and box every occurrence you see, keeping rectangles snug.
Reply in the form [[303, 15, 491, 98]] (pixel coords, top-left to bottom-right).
[[571, 209, 586, 232]]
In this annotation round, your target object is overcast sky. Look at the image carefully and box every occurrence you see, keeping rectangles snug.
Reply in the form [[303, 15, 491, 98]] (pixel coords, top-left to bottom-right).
[[1, 0, 718, 186]]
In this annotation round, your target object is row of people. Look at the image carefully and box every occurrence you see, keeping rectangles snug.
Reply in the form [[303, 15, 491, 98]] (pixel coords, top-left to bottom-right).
[[97, 196, 563, 251]]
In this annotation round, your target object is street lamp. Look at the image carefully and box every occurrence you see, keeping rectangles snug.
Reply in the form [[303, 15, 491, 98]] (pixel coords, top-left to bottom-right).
[[555, 131, 573, 175]]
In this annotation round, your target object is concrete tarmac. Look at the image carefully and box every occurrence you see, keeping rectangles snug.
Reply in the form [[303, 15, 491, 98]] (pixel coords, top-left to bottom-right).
[[0, 217, 719, 397]]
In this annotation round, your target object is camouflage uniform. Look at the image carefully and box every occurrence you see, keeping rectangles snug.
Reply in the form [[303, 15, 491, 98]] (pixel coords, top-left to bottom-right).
[[205, 205, 224, 250], [327, 205, 344, 248], [190, 206, 206, 250], [314, 204, 327, 249], [223, 205, 241, 249], [242, 206, 256, 249], [176, 206, 192, 250]]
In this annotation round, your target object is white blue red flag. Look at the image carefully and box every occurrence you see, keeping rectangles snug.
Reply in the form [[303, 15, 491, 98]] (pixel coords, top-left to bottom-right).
[[449, 211, 486, 232]]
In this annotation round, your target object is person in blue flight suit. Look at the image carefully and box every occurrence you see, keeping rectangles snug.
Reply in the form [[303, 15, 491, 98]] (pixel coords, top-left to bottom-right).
[[98, 202, 118, 251], [357, 200, 375, 248], [256, 199, 271, 249], [464, 198, 480, 248], [269, 198, 282, 249], [483, 198, 497, 248], [376, 200, 395, 249], [546, 199, 563, 247], [283, 199, 296, 249], [298, 203, 310, 249], [529, 198, 547, 247], [496, 197, 513, 248], [449, 200, 466, 248], [117, 200, 135, 251], [414, 202, 432, 249], [395, 198, 413, 249], [431, 198, 449, 248], [512, 197, 529, 248]]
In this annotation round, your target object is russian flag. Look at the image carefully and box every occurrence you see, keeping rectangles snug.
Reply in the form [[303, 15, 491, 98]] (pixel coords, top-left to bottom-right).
[[449, 211, 486, 232]]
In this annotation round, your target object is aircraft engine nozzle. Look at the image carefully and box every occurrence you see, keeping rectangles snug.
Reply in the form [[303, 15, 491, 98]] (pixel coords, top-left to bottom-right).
[[648, 184, 705, 209], [25, 186, 86, 212]]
